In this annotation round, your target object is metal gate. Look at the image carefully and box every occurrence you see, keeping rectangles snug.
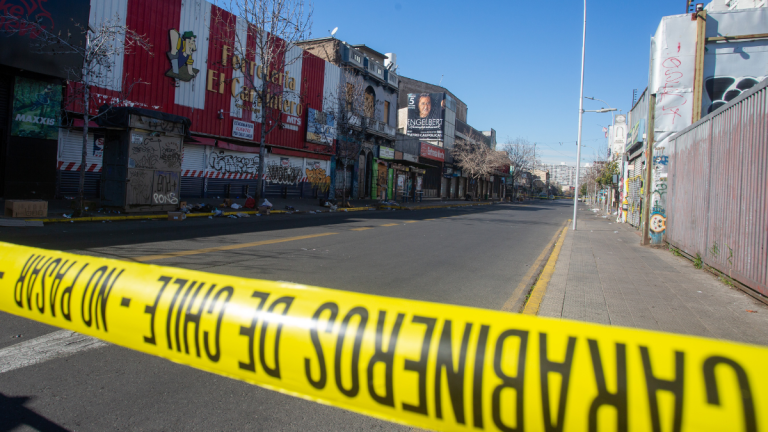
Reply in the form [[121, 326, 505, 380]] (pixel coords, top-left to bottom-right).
[[181, 144, 206, 198], [666, 77, 768, 296], [57, 129, 102, 198]]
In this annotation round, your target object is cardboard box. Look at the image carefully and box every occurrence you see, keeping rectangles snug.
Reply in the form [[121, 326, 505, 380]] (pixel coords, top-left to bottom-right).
[[223, 199, 233, 208], [4, 200, 48, 218], [168, 211, 186, 221], [257, 206, 270, 215], [179, 201, 187, 210]]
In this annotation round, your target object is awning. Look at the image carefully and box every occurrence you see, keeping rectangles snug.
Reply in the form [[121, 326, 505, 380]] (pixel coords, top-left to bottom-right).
[[394, 158, 438, 170], [187, 136, 216, 145]]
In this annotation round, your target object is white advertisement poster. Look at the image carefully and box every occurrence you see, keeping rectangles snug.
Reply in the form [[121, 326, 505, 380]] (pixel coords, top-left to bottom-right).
[[650, 14, 696, 145], [233, 120, 255, 140]]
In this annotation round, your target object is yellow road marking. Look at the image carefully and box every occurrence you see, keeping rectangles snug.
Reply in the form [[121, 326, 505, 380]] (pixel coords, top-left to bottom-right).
[[380, 223, 399, 227], [501, 219, 569, 312], [350, 227, 372, 231], [133, 232, 339, 262], [404, 220, 418, 223], [523, 224, 569, 315], [423, 219, 435, 221]]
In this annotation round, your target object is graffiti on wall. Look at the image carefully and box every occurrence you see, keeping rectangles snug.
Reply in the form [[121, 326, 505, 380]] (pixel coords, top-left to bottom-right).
[[649, 152, 669, 244], [153, 171, 180, 205], [208, 153, 260, 175], [305, 161, 330, 192], [127, 170, 153, 205], [705, 76, 766, 114], [130, 136, 182, 170], [267, 158, 302, 185]]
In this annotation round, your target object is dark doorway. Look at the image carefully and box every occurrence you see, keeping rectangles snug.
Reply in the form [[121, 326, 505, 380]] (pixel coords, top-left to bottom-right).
[[365, 151, 373, 198]]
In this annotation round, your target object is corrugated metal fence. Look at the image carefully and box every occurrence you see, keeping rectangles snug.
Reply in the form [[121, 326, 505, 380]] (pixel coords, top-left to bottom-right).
[[666, 78, 768, 297]]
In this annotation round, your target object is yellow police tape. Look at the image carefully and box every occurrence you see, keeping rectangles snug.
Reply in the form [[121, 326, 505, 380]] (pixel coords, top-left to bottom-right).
[[1, 241, 766, 431]]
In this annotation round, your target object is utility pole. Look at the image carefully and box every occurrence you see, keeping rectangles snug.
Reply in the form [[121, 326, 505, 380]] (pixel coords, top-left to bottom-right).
[[572, 0, 587, 231], [641, 94, 656, 245]]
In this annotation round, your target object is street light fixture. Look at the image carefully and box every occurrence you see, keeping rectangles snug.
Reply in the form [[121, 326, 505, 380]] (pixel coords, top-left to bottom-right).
[[571, 0, 617, 232]]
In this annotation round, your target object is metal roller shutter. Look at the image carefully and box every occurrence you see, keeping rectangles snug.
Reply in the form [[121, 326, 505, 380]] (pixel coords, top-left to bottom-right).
[[265, 155, 303, 198], [206, 178, 259, 199], [57, 129, 102, 198], [181, 144, 206, 198]]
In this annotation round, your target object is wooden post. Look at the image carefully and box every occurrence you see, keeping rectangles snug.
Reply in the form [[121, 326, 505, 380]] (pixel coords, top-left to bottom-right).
[[692, 10, 707, 123], [641, 94, 656, 246]]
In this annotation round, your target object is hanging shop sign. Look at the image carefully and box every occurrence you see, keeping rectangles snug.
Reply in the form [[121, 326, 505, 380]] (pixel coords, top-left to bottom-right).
[[420, 142, 445, 162], [11, 77, 62, 140], [379, 146, 395, 160], [233, 120, 255, 140]]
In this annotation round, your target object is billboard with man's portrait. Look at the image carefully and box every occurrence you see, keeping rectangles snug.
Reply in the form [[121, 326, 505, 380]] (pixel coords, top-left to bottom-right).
[[406, 93, 445, 140]]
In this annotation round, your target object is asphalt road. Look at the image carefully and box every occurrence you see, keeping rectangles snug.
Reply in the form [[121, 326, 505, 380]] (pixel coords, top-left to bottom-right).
[[1, 200, 572, 431]]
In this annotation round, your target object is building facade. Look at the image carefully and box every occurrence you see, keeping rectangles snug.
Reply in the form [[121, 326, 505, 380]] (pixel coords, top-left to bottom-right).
[[296, 38, 400, 200], [396, 76, 502, 200]]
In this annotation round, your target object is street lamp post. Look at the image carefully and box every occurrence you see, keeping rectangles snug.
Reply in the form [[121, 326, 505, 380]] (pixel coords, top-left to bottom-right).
[[571, 0, 616, 231]]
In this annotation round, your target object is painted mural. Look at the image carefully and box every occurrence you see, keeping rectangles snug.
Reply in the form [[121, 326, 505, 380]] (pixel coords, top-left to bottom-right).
[[649, 150, 669, 245], [705, 75, 766, 114], [305, 160, 330, 193]]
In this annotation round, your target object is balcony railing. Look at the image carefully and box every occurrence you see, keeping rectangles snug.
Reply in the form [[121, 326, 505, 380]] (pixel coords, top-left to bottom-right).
[[364, 117, 395, 138]]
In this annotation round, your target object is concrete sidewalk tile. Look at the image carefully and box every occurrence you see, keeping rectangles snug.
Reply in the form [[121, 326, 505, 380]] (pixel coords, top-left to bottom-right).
[[537, 206, 768, 345]]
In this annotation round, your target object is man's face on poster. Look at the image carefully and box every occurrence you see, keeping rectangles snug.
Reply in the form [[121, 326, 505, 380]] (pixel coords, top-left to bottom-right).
[[418, 96, 431, 118]]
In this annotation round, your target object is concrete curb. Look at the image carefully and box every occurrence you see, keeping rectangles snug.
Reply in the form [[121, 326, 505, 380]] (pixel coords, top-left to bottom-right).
[[523, 223, 570, 316], [26, 207, 377, 224], [379, 202, 494, 211]]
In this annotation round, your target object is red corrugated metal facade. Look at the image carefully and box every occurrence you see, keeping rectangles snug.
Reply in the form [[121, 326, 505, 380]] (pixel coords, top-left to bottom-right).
[[73, 0, 333, 159]]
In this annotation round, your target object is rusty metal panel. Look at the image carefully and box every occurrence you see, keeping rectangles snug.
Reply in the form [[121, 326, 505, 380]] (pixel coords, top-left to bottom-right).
[[667, 78, 768, 297]]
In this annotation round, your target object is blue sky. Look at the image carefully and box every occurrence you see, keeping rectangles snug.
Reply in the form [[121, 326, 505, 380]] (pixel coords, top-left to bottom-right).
[[310, 0, 688, 165]]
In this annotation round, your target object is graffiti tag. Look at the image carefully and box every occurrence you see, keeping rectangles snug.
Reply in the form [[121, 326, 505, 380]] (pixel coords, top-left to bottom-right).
[[305, 167, 330, 192], [209, 154, 260, 175], [267, 162, 302, 185]]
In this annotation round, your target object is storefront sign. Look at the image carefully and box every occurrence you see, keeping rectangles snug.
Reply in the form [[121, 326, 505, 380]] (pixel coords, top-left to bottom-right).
[[420, 142, 445, 162], [11, 77, 62, 140], [208, 45, 305, 119], [233, 120, 255, 140], [402, 153, 418, 163], [379, 146, 395, 159]]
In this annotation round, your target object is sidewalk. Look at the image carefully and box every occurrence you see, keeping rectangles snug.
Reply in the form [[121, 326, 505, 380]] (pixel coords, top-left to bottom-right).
[[0, 197, 499, 224], [537, 204, 768, 346]]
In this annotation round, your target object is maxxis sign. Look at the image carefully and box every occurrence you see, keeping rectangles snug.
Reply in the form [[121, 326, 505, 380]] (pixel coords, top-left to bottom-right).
[[11, 76, 62, 140]]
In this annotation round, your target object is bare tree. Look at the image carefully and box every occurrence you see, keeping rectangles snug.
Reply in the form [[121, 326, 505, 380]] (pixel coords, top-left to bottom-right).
[[318, 68, 376, 207], [1, 12, 153, 215], [212, 0, 312, 202], [501, 137, 536, 201], [452, 131, 508, 200]]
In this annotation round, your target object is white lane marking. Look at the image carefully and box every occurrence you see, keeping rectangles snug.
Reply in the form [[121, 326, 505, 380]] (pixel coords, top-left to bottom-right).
[[0, 330, 108, 374]]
